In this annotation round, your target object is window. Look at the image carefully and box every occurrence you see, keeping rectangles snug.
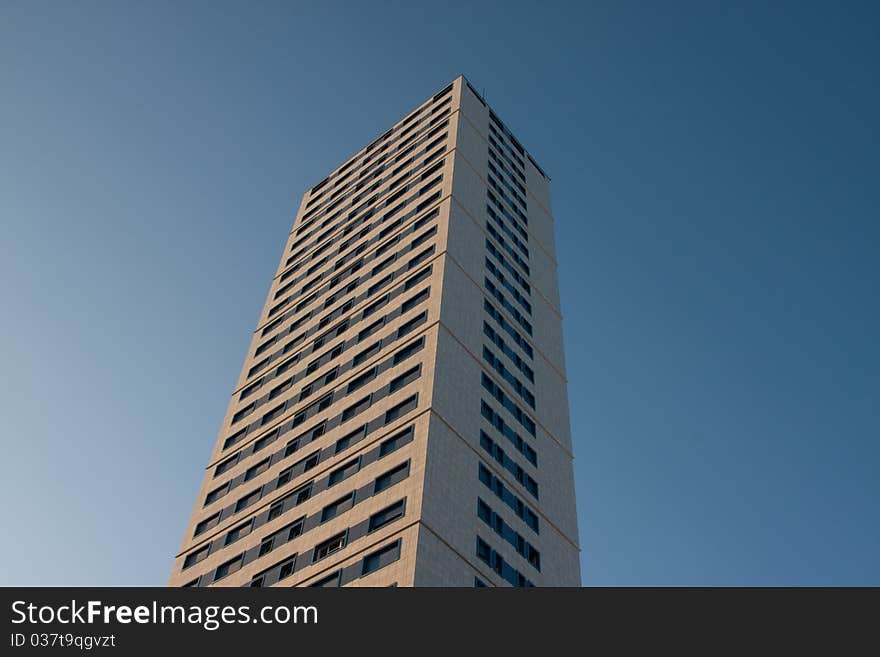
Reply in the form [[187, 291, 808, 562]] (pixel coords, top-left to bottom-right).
[[313, 532, 347, 562], [321, 492, 355, 523], [283, 440, 299, 458], [224, 520, 253, 546], [194, 513, 220, 536], [244, 458, 269, 482], [231, 403, 254, 425], [384, 395, 417, 425], [335, 425, 365, 454], [278, 558, 295, 581], [374, 461, 410, 494], [393, 337, 424, 365], [362, 295, 389, 318], [204, 483, 228, 506], [328, 458, 359, 486], [400, 288, 430, 314], [213, 555, 243, 582], [222, 428, 246, 451], [397, 312, 426, 338], [235, 487, 262, 513], [368, 500, 405, 532], [294, 483, 312, 505], [253, 429, 278, 453], [267, 500, 284, 522], [361, 540, 402, 576], [342, 395, 371, 422], [404, 266, 431, 291], [213, 454, 238, 478], [347, 367, 377, 394], [287, 517, 305, 540], [353, 341, 381, 367], [358, 318, 384, 342], [296, 451, 320, 473], [182, 545, 209, 570], [259, 538, 274, 556], [379, 426, 412, 457], [389, 365, 420, 394]]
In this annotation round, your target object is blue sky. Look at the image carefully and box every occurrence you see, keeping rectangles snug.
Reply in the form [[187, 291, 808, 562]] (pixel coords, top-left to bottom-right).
[[1, 1, 877, 586]]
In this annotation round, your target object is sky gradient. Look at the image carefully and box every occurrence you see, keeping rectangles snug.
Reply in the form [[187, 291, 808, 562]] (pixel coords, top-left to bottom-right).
[[1, 1, 878, 586]]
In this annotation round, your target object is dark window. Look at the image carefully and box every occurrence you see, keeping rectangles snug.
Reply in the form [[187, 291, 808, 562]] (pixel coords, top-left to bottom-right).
[[321, 492, 355, 523], [393, 337, 424, 365], [353, 341, 381, 367], [368, 499, 405, 532], [374, 461, 410, 494], [313, 532, 347, 562], [347, 367, 377, 394], [224, 520, 253, 546], [244, 458, 269, 482], [342, 395, 371, 422], [328, 458, 359, 486], [213, 555, 243, 581], [235, 487, 262, 512], [361, 540, 402, 576], [389, 365, 420, 394], [379, 426, 412, 457], [384, 395, 417, 424], [194, 513, 220, 536], [182, 545, 209, 569]]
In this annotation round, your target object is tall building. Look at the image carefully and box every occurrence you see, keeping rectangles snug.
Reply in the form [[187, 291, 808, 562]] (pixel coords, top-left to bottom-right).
[[169, 76, 580, 587]]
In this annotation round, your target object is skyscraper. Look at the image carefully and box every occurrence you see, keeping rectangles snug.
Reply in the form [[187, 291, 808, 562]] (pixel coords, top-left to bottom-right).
[[169, 76, 580, 587]]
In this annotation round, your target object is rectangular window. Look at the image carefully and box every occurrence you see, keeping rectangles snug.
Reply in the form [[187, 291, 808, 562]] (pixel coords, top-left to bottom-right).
[[321, 492, 355, 523], [393, 337, 424, 365], [342, 395, 371, 422], [213, 454, 238, 478], [347, 367, 377, 394], [374, 460, 410, 494], [335, 425, 365, 454], [309, 570, 341, 587], [361, 540, 402, 576], [397, 312, 426, 339], [224, 520, 253, 546], [313, 532, 347, 562], [384, 395, 417, 425], [213, 555, 243, 582], [235, 487, 262, 512], [379, 426, 413, 457], [358, 318, 385, 342], [204, 484, 228, 506], [328, 458, 360, 486], [353, 341, 381, 367], [389, 365, 420, 394], [368, 499, 405, 532], [244, 458, 269, 482], [183, 545, 209, 569]]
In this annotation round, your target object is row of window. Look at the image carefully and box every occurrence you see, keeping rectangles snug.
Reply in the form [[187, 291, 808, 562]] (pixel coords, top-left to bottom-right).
[[488, 191, 529, 250], [482, 346, 535, 409], [476, 536, 533, 588], [301, 85, 451, 227], [478, 462, 539, 534], [478, 498, 541, 571], [189, 462, 411, 587], [243, 264, 433, 406], [483, 321, 534, 383], [185, 441, 412, 578], [481, 372, 536, 438], [287, 137, 446, 277], [191, 423, 417, 578], [268, 177, 442, 321], [479, 431, 538, 499], [306, 79, 451, 207], [232, 291, 430, 431], [296, 119, 448, 240], [206, 359, 423, 512], [275, 204, 438, 306], [251, 534, 403, 588]]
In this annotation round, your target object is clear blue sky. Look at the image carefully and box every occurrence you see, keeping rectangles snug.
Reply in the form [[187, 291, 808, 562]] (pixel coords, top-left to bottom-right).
[[1, 1, 877, 586]]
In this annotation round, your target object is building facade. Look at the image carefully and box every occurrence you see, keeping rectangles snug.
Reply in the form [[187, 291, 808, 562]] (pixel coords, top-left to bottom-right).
[[169, 76, 580, 587]]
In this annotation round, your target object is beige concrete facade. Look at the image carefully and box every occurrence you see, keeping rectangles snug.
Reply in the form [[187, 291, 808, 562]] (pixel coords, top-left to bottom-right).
[[168, 76, 580, 587]]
